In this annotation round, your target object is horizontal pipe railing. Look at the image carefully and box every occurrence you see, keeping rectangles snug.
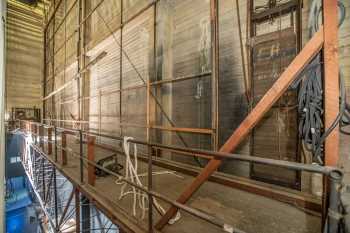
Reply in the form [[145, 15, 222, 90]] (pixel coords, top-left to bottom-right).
[[15, 120, 341, 175], [21, 128, 245, 233], [11, 119, 343, 233]]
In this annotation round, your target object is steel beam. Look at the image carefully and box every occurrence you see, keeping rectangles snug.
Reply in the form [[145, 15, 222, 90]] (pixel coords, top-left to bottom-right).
[[81, 195, 91, 233], [75, 189, 81, 233], [58, 189, 75, 228], [53, 168, 59, 231]]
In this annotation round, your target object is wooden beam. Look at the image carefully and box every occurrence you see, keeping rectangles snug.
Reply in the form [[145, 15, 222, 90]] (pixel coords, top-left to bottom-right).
[[323, 0, 339, 166], [150, 125, 213, 135], [155, 28, 325, 230]]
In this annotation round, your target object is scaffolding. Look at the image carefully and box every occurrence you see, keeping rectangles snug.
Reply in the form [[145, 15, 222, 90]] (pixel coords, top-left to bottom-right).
[[26, 0, 344, 232]]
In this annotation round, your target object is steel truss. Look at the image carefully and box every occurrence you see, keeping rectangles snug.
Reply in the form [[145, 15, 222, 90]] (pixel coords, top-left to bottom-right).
[[20, 130, 119, 233], [6, 119, 343, 233]]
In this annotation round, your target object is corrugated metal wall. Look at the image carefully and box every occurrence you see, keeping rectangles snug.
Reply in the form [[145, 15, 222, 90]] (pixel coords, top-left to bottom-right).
[[42, 0, 350, 186], [6, 2, 43, 113]]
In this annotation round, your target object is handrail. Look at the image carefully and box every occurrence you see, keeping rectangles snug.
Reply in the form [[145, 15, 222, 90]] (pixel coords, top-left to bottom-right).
[[15, 119, 341, 175], [12, 119, 343, 233]]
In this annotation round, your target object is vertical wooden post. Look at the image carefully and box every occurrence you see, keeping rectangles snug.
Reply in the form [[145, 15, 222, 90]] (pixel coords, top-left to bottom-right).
[[322, 1, 340, 227], [48, 127, 53, 155], [323, 0, 339, 166], [61, 132, 67, 165], [87, 136, 96, 186]]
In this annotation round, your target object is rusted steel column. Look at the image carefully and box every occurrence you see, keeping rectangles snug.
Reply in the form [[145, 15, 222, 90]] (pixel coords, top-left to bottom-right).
[[39, 125, 44, 149], [61, 132, 67, 165], [26, 122, 29, 134], [323, 0, 339, 166], [327, 170, 343, 232], [75, 188, 81, 233], [48, 127, 53, 155], [81, 195, 91, 232], [87, 136, 96, 186], [31, 123, 34, 141], [53, 168, 59, 230], [33, 124, 38, 144], [21, 133, 26, 161]]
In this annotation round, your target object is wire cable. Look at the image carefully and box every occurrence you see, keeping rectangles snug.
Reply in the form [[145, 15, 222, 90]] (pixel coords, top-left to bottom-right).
[[297, 0, 347, 165]]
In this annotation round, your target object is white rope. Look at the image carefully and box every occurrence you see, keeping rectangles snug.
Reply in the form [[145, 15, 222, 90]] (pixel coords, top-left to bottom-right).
[[116, 137, 181, 223]]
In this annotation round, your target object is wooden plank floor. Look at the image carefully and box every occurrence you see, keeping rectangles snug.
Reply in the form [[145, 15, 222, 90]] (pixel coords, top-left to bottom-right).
[[45, 135, 321, 233]]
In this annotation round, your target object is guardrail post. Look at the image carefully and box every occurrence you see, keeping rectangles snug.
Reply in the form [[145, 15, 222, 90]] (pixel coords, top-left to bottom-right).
[[53, 168, 59, 230], [25, 122, 29, 134], [39, 125, 44, 149], [54, 127, 58, 162], [327, 170, 343, 233], [87, 136, 95, 186], [75, 188, 80, 233], [79, 130, 84, 184], [33, 124, 37, 144], [148, 145, 154, 232], [21, 131, 26, 161], [61, 131, 67, 165], [48, 127, 53, 155]]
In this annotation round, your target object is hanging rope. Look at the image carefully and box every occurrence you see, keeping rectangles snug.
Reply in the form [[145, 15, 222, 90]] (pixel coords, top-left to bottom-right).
[[116, 137, 181, 223]]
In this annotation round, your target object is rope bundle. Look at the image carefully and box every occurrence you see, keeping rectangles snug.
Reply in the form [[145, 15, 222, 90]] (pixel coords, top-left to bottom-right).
[[116, 137, 181, 223]]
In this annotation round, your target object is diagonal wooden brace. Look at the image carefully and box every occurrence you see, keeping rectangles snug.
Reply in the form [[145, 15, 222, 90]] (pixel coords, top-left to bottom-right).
[[155, 28, 324, 230]]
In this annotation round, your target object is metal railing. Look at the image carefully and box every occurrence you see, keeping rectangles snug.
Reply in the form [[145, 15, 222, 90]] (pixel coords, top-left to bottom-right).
[[10, 119, 343, 233]]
